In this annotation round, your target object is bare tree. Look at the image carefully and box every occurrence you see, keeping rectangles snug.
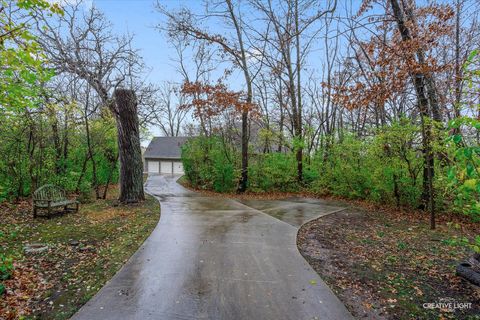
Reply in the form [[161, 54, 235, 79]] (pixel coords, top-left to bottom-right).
[[34, 2, 150, 203], [170, 35, 216, 136], [249, 0, 337, 181], [155, 82, 189, 137], [159, 0, 255, 192]]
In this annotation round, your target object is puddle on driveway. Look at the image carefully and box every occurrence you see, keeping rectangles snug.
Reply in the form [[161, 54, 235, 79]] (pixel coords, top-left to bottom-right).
[[237, 199, 344, 227]]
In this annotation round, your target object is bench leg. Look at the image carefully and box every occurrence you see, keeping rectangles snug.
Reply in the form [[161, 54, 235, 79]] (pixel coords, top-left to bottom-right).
[[75, 202, 79, 212], [33, 206, 37, 218], [48, 205, 51, 216]]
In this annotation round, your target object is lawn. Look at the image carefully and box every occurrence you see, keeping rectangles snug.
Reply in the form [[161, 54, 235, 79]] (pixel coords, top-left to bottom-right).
[[0, 185, 159, 320]]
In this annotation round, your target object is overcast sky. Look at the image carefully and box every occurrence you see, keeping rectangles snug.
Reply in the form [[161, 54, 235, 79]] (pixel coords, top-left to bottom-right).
[[55, 0, 463, 144], [93, 1, 182, 83]]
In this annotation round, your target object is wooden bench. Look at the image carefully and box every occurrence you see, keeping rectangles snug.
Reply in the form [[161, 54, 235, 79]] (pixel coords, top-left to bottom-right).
[[33, 184, 79, 218]]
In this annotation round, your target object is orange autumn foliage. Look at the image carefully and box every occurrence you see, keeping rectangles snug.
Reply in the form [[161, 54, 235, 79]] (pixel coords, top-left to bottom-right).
[[180, 81, 258, 118], [330, 1, 454, 111]]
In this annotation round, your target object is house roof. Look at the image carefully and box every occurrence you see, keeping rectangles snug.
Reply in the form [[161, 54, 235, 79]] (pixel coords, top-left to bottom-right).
[[144, 137, 190, 159]]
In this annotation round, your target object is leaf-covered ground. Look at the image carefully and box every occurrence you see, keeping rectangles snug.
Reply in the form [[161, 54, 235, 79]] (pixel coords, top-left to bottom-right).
[[298, 204, 479, 320], [0, 186, 159, 320]]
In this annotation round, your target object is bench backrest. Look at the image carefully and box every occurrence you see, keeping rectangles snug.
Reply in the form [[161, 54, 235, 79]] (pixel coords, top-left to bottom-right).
[[33, 185, 66, 203]]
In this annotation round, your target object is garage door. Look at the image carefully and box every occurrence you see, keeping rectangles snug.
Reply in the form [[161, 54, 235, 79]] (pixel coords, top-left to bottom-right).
[[147, 160, 159, 173], [173, 161, 184, 174], [160, 161, 173, 174]]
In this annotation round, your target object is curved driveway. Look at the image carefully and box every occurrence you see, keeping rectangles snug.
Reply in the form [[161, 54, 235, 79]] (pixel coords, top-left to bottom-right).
[[71, 175, 352, 320]]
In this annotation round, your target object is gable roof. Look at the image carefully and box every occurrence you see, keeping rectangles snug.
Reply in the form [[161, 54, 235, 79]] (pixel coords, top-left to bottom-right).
[[144, 137, 190, 159]]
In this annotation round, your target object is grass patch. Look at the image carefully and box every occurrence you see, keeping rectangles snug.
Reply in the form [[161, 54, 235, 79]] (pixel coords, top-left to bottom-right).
[[0, 185, 159, 319]]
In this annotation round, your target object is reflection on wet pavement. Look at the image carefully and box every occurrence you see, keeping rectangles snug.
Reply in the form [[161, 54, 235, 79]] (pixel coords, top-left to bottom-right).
[[237, 199, 345, 227], [71, 174, 352, 320]]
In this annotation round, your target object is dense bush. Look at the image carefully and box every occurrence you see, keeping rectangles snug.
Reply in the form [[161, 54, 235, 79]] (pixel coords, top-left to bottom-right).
[[248, 152, 298, 192], [178, 123, 473, 218], [442, 50, 480, 220], [183, 137, 305, 193], [182, 136, 238, 192], [444, 117, 480, 218], [182, 118, 476, 216], [311, 121, 423, 207], [0, 112, 119, 202]]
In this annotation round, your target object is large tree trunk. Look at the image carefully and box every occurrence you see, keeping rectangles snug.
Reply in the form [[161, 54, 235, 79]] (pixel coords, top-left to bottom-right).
[[389, 0, 435, 229], [113, 89, 145, 204]]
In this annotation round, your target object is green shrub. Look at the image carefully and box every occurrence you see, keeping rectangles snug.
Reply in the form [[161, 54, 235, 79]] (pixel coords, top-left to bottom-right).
[[182, 136, 238, 192], [249, 152, 298, 192], [310, 121, 423, 207], [180, 118, 477, 218], [442, 50, 480, 220], [445, 119, 480, 219], [0, 254, 13, 282]]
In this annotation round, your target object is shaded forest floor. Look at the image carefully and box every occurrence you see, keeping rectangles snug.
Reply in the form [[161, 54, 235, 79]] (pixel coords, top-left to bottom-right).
[[0, 185, 159, 320], [179, 177, 479, 319], [298, 206, 479, 320]]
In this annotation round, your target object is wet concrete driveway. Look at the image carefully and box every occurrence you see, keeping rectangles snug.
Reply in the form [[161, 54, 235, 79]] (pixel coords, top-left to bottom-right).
[[71, 175, 352, 320]]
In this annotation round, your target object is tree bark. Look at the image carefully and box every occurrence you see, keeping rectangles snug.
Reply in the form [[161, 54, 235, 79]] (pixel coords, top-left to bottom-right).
[[402, 2, 442, 123], [453, 0, 463, 123], [294, 0, 303, 182], [389, 0, 435, 229], [113, 89, 145, 204], [84, 112, 100, 199]]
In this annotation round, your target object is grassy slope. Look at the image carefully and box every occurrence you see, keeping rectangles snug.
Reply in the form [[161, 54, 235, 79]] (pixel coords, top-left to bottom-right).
[[0, 185, 159, 320]]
